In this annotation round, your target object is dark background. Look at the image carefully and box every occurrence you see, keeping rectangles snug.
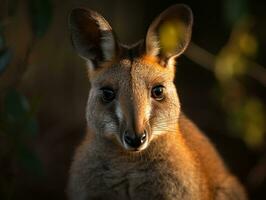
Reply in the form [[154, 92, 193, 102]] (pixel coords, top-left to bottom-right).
[[0, 0, 265, 199]]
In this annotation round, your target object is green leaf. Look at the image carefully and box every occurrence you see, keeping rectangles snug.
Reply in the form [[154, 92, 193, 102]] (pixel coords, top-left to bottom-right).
[[0, 23, 4, 32], [3, 89, 40, 137], [243, 98, 265, 147], [8, 0, 18, 16], [23, 117, 39, 136], [28, 0, 53, 38], [0, 48, 12, 75], [0, 33, 5, 49], [224, 0, 248, 26], [4, 89, 30, 122], [17, 145, 43, 176]]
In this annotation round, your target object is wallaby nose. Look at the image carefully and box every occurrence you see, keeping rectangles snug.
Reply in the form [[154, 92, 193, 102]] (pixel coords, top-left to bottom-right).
[[123, 130, 147, 149]]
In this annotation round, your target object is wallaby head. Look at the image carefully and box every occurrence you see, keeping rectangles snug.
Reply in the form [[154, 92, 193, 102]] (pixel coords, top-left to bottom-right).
[[69, 4, 193, 152]]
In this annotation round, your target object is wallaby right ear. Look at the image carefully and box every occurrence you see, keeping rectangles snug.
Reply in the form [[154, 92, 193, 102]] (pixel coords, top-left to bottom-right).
[[145, 4, 193, 67], [69, 8, 117, 69]]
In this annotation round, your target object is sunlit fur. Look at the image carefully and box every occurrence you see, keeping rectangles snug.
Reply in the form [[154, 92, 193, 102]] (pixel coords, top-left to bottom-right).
[[68, 4, 247, 200], [68, 54, 247, 200], [85, 57, 179, 151]]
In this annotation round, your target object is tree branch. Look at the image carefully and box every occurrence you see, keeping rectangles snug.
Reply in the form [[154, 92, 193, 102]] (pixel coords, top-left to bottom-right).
[[185, 42, 266, 87]]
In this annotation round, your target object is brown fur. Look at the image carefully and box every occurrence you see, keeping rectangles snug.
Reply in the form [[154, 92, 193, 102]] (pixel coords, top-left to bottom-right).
[[67, 4, 247, 200]]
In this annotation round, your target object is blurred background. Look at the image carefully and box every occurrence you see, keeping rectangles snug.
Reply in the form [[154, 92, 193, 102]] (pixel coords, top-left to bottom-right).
[[0, 0, 265, 199]]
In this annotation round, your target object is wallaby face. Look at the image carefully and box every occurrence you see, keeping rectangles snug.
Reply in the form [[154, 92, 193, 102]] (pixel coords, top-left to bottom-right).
[[69, 4, 192, 152], [68, 4, 247, 200], [85, 57, 180, 152]]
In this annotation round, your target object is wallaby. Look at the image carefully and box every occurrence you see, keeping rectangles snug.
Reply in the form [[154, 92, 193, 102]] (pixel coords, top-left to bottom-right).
[[67, 4, 247, 200]]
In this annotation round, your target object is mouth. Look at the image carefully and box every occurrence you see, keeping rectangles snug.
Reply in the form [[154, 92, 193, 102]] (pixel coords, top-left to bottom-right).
[[122, 141, 149, 152]]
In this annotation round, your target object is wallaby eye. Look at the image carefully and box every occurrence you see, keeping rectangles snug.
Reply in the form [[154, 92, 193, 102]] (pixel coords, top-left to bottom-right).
[[101, 87, 115, 103], [151, 85, 165, 101]]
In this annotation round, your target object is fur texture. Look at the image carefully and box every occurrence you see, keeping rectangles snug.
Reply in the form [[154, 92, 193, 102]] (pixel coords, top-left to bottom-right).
[[68, 4, 247, 200]]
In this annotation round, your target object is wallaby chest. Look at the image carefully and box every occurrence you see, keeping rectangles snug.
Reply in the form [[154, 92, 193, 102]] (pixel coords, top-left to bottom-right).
[[78, 141, 208, 200]]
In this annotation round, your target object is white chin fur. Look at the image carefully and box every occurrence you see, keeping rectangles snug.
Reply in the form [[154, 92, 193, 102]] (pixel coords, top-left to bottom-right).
[[115, 102, 123, 122]]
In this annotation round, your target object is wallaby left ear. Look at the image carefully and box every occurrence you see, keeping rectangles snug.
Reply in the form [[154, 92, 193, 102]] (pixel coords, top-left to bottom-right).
[[146, 4, 193, 66], [69, 8, 117, 69]]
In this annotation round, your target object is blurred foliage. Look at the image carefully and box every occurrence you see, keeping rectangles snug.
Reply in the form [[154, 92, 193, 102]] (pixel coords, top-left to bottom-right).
[[28, 0, 53, 38], [224, 0, 248, 27], [0, 0, 53, 199], [0, 26, 12, 75], [0, 48, 12, 75], [215, 20, 257, 81], [0, 89, 42, 199], [0, 32, 5, 48], [7, 0, 19, 17], [213, 0, 265, 148]]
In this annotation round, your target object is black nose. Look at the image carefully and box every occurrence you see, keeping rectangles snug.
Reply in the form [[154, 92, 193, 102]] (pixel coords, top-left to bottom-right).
[[123, 130, 147, 149]]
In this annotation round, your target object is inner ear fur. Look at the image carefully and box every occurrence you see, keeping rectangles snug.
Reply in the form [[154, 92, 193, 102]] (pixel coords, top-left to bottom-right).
[[145, 4, 193, 66]]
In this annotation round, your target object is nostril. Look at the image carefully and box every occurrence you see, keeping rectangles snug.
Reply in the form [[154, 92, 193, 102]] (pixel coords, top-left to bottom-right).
[[124, 132, 133, 146], [140, 132, 147, 144]]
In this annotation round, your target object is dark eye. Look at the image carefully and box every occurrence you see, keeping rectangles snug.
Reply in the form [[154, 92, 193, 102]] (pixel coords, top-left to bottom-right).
[[151, 85, 165, 101], [101, 87, 115, 103]]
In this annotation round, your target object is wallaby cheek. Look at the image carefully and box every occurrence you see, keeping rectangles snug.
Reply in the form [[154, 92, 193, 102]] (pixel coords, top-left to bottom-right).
[[150, 93, 180, 136], [168, 86, 181, 114], [85, 92, 107, 133], [85, 90, 97, 123], [87, 105, 119, 139], [85, 102, 98, 133]]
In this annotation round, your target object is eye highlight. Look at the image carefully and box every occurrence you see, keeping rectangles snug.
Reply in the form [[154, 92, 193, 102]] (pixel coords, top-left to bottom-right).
[[101, 87, 115, 103], [151, 85, 165, 101]]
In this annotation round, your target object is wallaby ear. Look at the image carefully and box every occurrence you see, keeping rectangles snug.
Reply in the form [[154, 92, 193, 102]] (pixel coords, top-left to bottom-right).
[[146, 4, 193, 66], [69, 8, 117, 69]]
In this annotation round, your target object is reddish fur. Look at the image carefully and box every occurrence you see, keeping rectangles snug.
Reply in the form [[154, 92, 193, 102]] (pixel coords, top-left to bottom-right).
[[68, 4, 247, 200]]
